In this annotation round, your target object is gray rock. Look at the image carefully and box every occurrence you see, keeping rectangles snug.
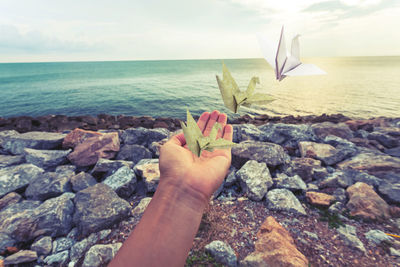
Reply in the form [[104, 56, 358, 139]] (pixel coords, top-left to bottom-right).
[[44, 250, 69, 265], [73, 183, 131, 234], [236, 160, 272, 201], [328, 201, 345, 214], [232, 141, 290, 169], [91, 158, 134, 177], [34, 192, 75, 238], [25, 172, 72, 201], [258, 123, 315, 145], [232, 125, 242, 143], [344, 169, 382, 187], [4, 250, 37, 265], [132, 197, 152, 218], [0, 163, 44, 197], [134, 159, 160, 193], [71, 172, 97, 192], [52, 237, 75, 253], [384, 146, 400, 158], [274, 173, 307, 192], [121, 127, 170, 147], [225, 167, 237, 187], [0, 130, 19, 148], [103, 166, 137, 198], [67, 227, 80, 240], [0, 192, 22, 211], [332, 188, 347, 203], [70, 229, 111, 262], [116, 144, 152, 164], [336, 224, 366, 253], [378, 181, 400, 204], [319, 171, 353, 189], [24, 148, 71, 169], [390, 248, 400, 257], [236, 124, 264, 142], [368, 131, 398, 148], [266, 189, 307, 215], [355, 129, 369, 139], [365, 229, 394, 245], [82, 243, 122, 267], [0, 154, 24, 168], [55, 165, 76, 176], [0, 232, 16, 253], [205, 240, 237, 267], [240, 253, 265, 266], [307, 183, 319, 191], [31, 236, 52, 256], [312, 122, 353, 140], [148, 139, 168, 158], [3, 131, 66, 155]]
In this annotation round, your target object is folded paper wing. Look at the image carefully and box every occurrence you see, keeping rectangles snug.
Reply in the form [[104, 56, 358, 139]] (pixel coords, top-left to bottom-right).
[[216, 63, 275, 113], [258, 26, 326, 81], [180, 109, 235, 157]]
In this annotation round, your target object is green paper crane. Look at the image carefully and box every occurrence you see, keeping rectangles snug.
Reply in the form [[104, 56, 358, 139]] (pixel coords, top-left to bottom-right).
[[216, 62, 275, 113], [180, 109, 235, 157]]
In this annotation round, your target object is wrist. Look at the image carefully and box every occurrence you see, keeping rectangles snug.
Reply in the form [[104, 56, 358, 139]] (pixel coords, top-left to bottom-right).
[[156, 176, 209, 212]]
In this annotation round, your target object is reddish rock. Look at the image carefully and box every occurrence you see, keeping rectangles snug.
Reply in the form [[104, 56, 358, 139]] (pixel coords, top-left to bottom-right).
[[345, 118, 389, 131], [337, 151, 400, 178], [349, 138, 384, 151], [62, 128, 102, 149], [390, 206, 400, 218], [306, 191, 335, 207], [242, 216, 308, 267], [299, 141, 336, 159], [312, 122, 353, 140], [67, 132, 120, 167], [153, 121, 169, 129], [346, 182, 390, 221]]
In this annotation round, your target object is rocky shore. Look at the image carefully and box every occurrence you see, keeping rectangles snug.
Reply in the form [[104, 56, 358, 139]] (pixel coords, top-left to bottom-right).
[[0, 115, 400, 266]]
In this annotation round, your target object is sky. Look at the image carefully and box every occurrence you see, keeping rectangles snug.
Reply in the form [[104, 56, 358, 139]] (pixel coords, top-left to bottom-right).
[[0, 0, 399, 62]]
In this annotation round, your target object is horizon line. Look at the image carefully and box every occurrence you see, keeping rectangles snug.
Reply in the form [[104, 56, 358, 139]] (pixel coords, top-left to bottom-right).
[[1, 55, 399, 64]]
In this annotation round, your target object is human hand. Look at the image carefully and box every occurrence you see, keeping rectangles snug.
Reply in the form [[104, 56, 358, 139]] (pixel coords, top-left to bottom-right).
[[159, 110, 233, 204]]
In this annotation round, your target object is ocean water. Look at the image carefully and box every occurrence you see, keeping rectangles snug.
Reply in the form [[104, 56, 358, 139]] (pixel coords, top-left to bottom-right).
[[0, 57, 399, 119]]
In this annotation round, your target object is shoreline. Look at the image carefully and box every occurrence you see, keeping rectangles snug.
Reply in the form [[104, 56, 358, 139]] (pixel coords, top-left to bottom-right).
[[1, 113, 399, 133]]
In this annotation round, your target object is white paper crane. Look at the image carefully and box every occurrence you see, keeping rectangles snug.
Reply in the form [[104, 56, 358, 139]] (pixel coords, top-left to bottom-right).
[[258, 26, 326, 81]]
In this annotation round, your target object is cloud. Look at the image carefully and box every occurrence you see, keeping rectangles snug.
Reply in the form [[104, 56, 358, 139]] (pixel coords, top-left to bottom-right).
[[0, 24, 106, 54]]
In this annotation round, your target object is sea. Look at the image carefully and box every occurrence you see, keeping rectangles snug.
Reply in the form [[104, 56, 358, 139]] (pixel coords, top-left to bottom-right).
[[0, 57, 399, 120]]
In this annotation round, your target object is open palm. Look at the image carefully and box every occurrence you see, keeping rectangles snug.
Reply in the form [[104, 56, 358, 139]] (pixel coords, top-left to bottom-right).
[[159, 110, 233, 200]]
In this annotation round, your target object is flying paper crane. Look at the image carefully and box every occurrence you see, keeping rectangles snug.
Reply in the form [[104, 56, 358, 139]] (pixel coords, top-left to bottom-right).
[[258, 26, 326, 81]]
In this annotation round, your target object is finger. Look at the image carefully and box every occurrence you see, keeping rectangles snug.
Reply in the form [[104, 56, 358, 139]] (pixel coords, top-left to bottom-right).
[[203, 110, 220, 136], [216, 113, 227, 139], [197, 112, 210, 133], [222, 124, 233, 141]]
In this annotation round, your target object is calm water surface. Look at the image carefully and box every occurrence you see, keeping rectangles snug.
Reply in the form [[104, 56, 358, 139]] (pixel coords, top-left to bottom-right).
[[0, 57, 399, 119]]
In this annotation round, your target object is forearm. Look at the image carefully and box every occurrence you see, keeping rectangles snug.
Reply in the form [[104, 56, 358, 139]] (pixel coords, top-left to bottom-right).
[[109, 177, 208, 267]]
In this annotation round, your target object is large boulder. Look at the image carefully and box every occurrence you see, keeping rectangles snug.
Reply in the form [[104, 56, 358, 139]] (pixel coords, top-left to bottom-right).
[[103, 166, 137, 198], [73, 183, 131, 234], [25, 172, 72, 201], [236, 160, 272, 201], [0, 164, 44, 197], [2, 131, 66, 155], [23, 148, 71, 169], [62, 128, 102, 149], [116, 144, 152, 164], [232, 141, 290, 169], [68, 132, 120, 167], [337, 150, 400, 179], [346, 182, 390, 221], [121, 127, 170, 147], [240, 216, 308, 267], [266, 189, 306, 215]]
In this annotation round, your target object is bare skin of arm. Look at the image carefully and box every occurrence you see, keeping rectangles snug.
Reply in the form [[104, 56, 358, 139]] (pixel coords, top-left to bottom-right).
[[109, 110, 233, 267]]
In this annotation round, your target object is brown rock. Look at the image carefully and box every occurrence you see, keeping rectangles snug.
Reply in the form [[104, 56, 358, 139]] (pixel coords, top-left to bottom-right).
[[390, 206, 400, 218], [306, 191, 335, 207], [153, 121, 169, 129], [349, 138, 384, 151], [242, 216, 308, 267], [299, 141, 336, 159], [0, 192, 21, 211], [337, 151, 400, 178], [312, 122, 353, 140], [346, 182, 390, 221], [62, 128, 102, 149], [68, 132, 120, 167], [345, 118, 389, 131]]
